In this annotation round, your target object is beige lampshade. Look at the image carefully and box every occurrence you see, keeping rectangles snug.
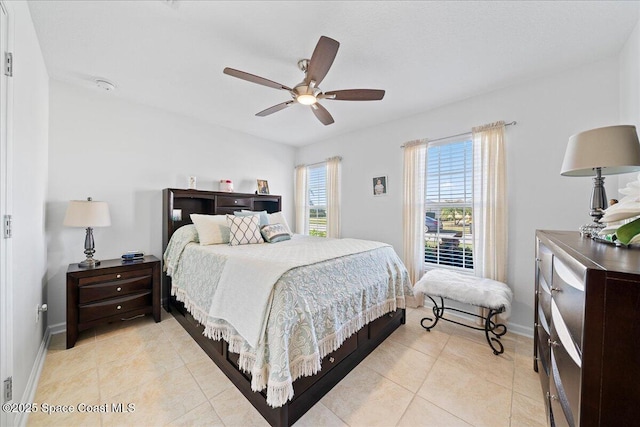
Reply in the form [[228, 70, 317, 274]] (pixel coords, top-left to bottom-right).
[[63, 199, 111, 227], [561, 125, 640, 177]]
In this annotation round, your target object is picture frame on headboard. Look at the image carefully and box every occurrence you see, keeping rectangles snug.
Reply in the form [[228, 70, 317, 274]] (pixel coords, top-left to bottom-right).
[[257, 179, 270, 195]]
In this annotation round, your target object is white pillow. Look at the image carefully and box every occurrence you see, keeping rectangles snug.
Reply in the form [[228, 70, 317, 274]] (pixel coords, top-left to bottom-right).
[[267, 211, 293, 236], [190, 214, 230, 245], [226, 214, 264, 246]]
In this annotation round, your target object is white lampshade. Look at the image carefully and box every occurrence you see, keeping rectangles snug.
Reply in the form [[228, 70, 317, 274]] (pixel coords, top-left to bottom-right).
[[561, 125, 640, 176], [63, 199, 111, 227]]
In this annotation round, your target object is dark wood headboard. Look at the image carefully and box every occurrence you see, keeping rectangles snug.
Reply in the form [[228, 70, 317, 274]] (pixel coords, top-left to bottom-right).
[[161, 188, 282, 307]]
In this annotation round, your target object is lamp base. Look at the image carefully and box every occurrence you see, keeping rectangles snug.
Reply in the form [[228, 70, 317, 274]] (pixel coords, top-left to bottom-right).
[[579, 222, 606, 238], [78, 258, 101, 268]]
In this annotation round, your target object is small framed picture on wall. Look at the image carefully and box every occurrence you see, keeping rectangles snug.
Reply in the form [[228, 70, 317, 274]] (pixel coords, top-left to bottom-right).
[[373, 176, 387, 196], [257, 179, 270, 195]]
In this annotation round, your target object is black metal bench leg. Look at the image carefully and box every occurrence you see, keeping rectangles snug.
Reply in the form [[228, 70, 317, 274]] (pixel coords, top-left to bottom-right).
[[420, 296, 444, 331], [419, 294, 508, 355], [485, 308, 508, 355]]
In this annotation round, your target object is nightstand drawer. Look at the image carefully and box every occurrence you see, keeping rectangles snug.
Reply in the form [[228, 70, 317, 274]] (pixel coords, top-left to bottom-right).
[[78, 268, 153, 287], [79, 274, 152, 304], [79, 292, 152, 323]]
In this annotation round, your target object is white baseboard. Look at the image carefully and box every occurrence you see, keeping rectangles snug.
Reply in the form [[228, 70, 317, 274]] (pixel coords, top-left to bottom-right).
[[14, 325, 56, 427], [47, 321, 66, 336]]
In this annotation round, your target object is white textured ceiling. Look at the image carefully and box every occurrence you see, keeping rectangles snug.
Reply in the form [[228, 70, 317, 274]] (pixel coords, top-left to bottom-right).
[[28, 1, 640, 147]]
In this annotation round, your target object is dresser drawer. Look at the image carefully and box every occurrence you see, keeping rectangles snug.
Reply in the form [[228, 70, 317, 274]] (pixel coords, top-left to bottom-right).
[[217, 196, 252, 209], [550, 338, 581, 427], [79, 274, 152, 304], [549, 372, 573, 427], [536, 324, 551, 376], [537, 243, 554, 289], [78, 268, 153, 287], [552, 258, 585, 350], [79, 292, 152, 324], [537, 275, 552, 329]]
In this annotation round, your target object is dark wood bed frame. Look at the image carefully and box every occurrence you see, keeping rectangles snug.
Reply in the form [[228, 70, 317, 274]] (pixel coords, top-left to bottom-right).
[[162, 188, 406, 426]]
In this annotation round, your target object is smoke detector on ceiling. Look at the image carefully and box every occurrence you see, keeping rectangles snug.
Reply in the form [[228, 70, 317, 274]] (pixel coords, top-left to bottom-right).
[[95, 79, 116, 91]]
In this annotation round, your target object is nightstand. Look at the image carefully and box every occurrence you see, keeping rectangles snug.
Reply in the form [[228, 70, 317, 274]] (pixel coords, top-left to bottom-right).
[[66, 255, 161, 349]]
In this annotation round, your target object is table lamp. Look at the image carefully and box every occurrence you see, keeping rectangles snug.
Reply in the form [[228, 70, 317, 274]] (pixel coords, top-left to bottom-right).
[[63, 197, 111, 268], [561, 125, 640, 237]]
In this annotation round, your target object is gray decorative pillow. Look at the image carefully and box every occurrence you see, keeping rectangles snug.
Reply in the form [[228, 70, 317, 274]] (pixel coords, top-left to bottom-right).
[[260, 223, 292, 243], [237, 210, 269, 226], [226, 214, 264, 246]]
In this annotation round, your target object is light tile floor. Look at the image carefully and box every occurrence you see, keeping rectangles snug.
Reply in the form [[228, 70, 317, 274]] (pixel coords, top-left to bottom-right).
[[28, 307, 546, 427]]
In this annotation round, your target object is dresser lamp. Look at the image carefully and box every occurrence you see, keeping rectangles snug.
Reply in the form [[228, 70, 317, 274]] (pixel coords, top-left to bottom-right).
[[63, 197, 111, 268], [561, 125, 640, 237]]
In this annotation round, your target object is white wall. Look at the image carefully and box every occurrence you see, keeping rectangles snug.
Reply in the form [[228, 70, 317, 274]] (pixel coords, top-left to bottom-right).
[[296, 58, 620, 334], [619, 15, 640, 190], [6, 0, 49, 417], [46, 80, 296, 327]]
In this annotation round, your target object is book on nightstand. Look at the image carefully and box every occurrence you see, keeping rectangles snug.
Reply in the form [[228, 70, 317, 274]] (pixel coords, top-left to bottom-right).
[[121, 251, 144, 262]]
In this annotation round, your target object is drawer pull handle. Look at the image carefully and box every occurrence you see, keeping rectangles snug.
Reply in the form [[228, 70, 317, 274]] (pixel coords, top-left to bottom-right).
[[234, 200, 238, 204], [116, 287, 122, 292], [551, 287, 561, 293], [548, 339, 559, 348], [116, 274, 122, 279], [116, 305, 122, 310], [329, 357, 335, 363]]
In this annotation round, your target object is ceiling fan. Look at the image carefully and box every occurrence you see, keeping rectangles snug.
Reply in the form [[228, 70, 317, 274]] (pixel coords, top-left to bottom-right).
[[223, 36, 385, 126]]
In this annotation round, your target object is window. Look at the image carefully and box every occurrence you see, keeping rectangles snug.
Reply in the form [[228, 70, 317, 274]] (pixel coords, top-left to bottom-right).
[[424, 137, 474, 270], [307, 164, 327, 237]]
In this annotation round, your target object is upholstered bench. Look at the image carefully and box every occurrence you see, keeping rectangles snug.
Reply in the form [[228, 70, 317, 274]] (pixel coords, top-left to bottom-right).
[[414, 269, 513, 355]]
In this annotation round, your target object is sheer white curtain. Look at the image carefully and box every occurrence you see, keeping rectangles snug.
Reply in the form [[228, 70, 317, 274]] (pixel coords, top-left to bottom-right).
[[294, 165, 308, 234], [472, 121, 508, 284], [326, 156, 341, 238], [403, 139, 428, 290]]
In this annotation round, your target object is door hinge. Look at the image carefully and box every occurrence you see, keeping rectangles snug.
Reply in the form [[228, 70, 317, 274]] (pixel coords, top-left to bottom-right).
[[3, 377, 11, 402], [4, 52, 12, 77], [3, 215, 11, 239]]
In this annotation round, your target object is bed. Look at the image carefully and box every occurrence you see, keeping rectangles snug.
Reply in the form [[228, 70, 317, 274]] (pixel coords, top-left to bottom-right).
[[162, 188, 411, 426]]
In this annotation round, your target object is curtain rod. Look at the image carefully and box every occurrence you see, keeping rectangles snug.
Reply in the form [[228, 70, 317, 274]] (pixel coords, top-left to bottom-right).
[[400, 121, 517, 148], [296, 156, 342, 169]]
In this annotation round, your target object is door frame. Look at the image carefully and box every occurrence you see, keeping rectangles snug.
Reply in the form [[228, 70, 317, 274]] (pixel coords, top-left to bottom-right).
[[0, 1, 14, 424]]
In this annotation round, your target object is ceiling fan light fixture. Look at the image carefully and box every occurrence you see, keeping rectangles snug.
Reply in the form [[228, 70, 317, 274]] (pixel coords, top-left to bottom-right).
[[297, 94, 317, 105]]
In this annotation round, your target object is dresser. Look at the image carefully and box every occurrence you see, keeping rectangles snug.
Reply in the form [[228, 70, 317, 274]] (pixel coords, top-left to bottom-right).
[[66, 255, 161, 348], [534, 230, 640, 426]]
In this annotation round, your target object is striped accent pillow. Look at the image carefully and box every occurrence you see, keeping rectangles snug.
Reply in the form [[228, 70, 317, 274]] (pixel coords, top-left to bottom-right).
[[260, 223, 292, 243], [226, 214, 264, 246]]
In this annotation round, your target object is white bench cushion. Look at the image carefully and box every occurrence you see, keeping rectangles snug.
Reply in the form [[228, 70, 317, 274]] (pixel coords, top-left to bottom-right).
[[414, 269, 513, 319]]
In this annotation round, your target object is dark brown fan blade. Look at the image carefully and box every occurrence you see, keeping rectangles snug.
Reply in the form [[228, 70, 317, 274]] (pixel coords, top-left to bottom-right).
[[305, 36, 339, 86], [256, 101, 294, 117], [224, 67, 292, 91], [310, 103, 334, 126], [324, 89, 385, 101]]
